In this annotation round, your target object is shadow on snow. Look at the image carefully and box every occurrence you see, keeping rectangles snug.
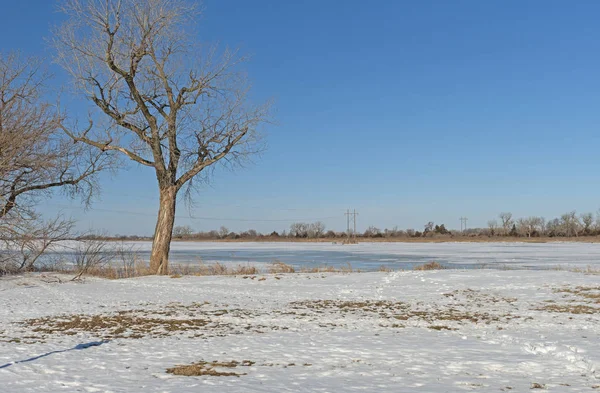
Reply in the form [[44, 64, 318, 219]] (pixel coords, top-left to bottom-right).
[[0, 340, 109, 369]]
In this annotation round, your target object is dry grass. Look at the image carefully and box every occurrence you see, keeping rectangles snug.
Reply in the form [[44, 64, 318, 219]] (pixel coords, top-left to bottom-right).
[[24, 312, 213, 339], [298, 263, 355, 273], [535, 304, 599, 314], [288, 299, 515, 326], [268, 261, 295, 274], [47, 258, 154, 280], [413, 261, 445, 271], [290, 300, 409, 312], [567, 266, 600, 275], [17, 301, 261, 341], [167, 360, 255, 377], [553, 286, 600, 303]]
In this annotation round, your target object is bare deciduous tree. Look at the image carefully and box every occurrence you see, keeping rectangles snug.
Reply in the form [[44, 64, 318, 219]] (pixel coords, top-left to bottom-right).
[[289, 222, 309, 238], [0, 52, 109, 274], [487, 220, 498, 236], [0, 216, 74, 274], [53, 0, 271, 274], [0, 52, 107, 221], [424, 221, 434, 234], [218, 226, 230, 239], [499, 212, 513, 236], [581, 212, 593, 235], [560, 211, 580, 238], [309, 221, 326, 238], [173, 225, 193, 238], [363, 225, 382, 238]]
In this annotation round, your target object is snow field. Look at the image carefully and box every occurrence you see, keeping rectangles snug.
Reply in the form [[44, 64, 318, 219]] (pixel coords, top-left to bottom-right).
[[0, 268, 598, 392]]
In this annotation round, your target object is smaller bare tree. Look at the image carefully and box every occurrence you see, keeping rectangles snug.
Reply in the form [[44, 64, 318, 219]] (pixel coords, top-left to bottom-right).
[[218, 226, 230, 239], [309, 221, 326, 238], [581, 212, 593, 235], [560, 211, 580, 238], [487, 220, 498, 236], [0, 216, 74, 274], [173, 225, 193, 238], [499, 212, 513, 236], [0, 52, 110, 274]]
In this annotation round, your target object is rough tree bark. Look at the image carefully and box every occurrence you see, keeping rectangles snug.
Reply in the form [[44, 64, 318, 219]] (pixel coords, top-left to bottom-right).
[[150, 186, 177, 274], [53, 0, 270, 274]]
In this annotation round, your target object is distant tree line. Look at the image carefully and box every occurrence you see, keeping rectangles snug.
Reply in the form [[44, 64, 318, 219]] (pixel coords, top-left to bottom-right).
[[151, 210, 600, 241], [485, 211, 600, 238]]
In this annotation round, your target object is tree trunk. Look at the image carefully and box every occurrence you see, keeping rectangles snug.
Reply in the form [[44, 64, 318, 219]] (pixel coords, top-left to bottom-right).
[[150, 186, 177, 275]]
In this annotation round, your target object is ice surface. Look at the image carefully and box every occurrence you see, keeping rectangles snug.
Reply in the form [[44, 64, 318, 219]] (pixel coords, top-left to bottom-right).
[[34, 241, 600, 270]]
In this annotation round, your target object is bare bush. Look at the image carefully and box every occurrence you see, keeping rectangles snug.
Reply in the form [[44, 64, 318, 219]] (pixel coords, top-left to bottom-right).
[[413, 261, 445, 271], [0, 217, 74, 275], [71, 238, 115, 280], [268, 261, 295, 274]]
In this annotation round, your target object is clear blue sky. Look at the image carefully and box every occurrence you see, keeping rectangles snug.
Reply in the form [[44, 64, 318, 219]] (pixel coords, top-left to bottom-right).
[[2, 0, 600, 235]]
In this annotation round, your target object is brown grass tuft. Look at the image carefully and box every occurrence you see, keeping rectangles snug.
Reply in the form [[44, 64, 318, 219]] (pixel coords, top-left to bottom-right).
[[268, 261, 295, 274], [167, 360, 255, 377], [535, 304, 599, 314], [413, 261, 445, 271]]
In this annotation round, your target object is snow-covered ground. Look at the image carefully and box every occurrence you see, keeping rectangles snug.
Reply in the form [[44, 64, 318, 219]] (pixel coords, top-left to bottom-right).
[[1, 269, 598, 392]]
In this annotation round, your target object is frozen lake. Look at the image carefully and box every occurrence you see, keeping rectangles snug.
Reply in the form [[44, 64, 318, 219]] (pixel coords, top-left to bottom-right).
[[47, 241, 600, 271]]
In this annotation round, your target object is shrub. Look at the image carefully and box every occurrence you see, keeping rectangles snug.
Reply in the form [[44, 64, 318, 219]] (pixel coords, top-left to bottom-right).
[[413, 261, 445, 271]]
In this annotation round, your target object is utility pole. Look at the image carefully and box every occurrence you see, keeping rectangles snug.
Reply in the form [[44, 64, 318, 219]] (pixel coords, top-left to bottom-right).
[[345, 209, 359, 242], [353, 209, 357, 239], [460, 217, 468, 233], [346, 209, 351, 238]]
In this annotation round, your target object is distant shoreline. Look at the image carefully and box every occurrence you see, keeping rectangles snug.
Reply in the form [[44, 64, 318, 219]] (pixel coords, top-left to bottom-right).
[[100, 236, 600, 244]]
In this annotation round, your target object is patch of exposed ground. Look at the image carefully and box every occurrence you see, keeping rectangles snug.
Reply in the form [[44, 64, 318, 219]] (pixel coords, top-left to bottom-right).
[[10, 286, 599, 346], [534, 304, 599, 314], [287, 298, 518, 328], [443, 289, 518, 305], [166, 360, 313, 377], [15, 302, 265, 342], [553, 286, 600, 303], [167, 360, 256, 377]]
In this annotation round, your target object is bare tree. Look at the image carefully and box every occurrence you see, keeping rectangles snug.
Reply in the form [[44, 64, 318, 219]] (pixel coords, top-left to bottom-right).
[[499, 212, 513, 236], [516, 218, 528, 237], [0, 52, 109, 274], [424, 221, 434, 234], [173, 225, 193, 238], [561, 211, 580, 237], [0, 52, 108, 221], [53, 0, 271, 274], [0, 216, 74, 274], [546, 218, 562, 237], [289, 222, 309, 238], [309, 221, 326, 238], [363, 225, 382, 238], [218, 226, 230, 239], [595, 209, 600, 233], [487, 220, 498, 236], [581, 212, 593, 235]]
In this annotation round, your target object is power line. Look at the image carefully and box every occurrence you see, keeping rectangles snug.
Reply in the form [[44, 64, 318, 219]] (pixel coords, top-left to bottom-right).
[[45, 203, 340, 223], [345, 209, 359, 239], [459, 217, 468, 232], [93, 191, 333, 212]]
